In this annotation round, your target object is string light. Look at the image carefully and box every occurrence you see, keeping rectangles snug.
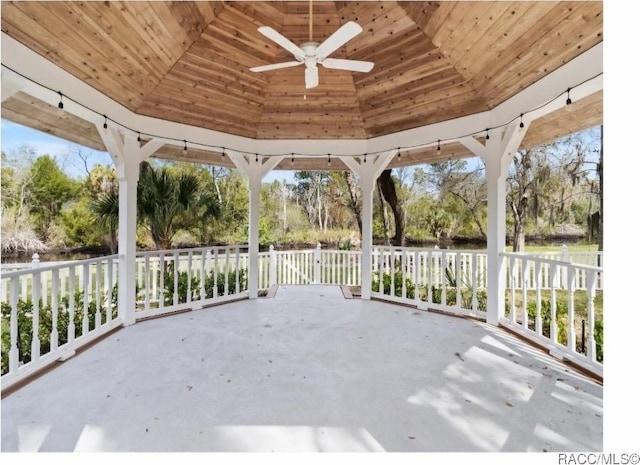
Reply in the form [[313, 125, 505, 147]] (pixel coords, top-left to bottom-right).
[[328, 153, 331, 165], [183, 140, 188, 155], [57, 91, 64, 114], [0, 64, 600, 164], [255, 153, 259, 162], [437, 139, 441, 153]]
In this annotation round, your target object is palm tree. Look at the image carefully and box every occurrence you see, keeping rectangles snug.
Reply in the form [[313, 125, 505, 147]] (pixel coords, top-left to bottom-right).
[[137, 161, 201, 250], [91, 189, 119, 254], [93, 161, 221, 251]]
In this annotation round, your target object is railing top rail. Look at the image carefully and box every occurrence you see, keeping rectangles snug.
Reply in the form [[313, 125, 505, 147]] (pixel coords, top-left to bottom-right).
[[0, 254, 121, 279], [136, 245, 249, 257], [374, 246, 487, 255], [501, 252, 603, 272]]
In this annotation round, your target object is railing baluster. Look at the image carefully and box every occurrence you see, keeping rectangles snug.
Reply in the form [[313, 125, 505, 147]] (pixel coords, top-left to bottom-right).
[[510, 256, 517, 325], [187, 251, 193, 304], [550, 264, 558, 344], [200, 250, 207, 300], [534, 260, 542, 335], [522, 258, 529, 330], [586, 270, 597, 362], [471, 252, 478, 312], [95, 261, 102, 330], [224, 248, 230, 296], [144, 254, 151, 311], [67, 267, 76, 347], [9, 278, 19, 373], [51, 268, 60, 349], [567, 267, 576, 353], [107, 258, 114, 324], [173, 252, 179, 306], [235, 247, 240, 293], [455, 252, 462, 308], [82, 263, 90, 336], [31, 263, 41, 362]]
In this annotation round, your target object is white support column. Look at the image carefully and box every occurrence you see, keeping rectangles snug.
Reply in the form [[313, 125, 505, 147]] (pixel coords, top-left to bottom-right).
[[97, 126, 164, 325], [227, 151, 284, 299], [341, 152, 395, 300], [462, 121, 529, 325]]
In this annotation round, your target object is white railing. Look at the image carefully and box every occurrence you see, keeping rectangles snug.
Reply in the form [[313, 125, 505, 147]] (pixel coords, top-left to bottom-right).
[[371, 247, 489, 319], [1, 245, 604, 389], [501, 253, 603, 376], [134, 245, 249, 320], [1, 254, 121, 389]]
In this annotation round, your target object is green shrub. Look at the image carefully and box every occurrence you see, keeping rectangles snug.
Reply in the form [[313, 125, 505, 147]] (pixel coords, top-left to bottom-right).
[[526, 298, 569, 345], [163, 263, 201, 305], [594, 319, 603, 363], [204, 268, 247, 298], [372, 270, 415, 299], [1, 291, 117, 375]]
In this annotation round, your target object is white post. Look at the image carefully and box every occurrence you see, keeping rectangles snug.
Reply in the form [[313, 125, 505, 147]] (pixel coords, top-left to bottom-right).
[[226, 151, 284, 299], [483, 144, 509, 325], [116, 155, 139, 326], [463, 121, 527, 325], [248, 171, 261, 298], [340, 152, 395, 300], [360, 176, 375, 299], [97, 126, 164, 326]]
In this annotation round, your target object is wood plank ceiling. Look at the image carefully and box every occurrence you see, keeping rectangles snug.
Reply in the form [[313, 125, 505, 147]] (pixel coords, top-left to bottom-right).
[[1, 1, 603, 168]]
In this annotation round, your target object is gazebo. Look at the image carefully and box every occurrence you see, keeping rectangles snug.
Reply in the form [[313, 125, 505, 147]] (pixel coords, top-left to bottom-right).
[[0, 1, 608, 453]]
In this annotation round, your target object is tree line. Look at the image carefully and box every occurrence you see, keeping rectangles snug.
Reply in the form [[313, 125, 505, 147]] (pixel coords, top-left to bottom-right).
[[1, 126, 602, 258]]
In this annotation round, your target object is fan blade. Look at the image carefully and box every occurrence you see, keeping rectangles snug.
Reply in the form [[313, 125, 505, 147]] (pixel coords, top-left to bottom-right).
[[250, 61, 303, 72], [258, 26, 305, 60], [320, 58, 374, 72], [305, 66, 319, 89], [315, 21, 363, 60]]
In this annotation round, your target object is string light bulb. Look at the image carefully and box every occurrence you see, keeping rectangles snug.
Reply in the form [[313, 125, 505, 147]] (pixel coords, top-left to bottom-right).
[[291, 153, 294, 165], [437, 140, 441, 153], [255, 153, 259, 163], [103, 115, 108, 129], [519, 114, 525, 129], [397, 148, 401, 159], [485, 129, 490, 140], [222, 148, 226, 158], [183, 140, 188, 155], [363, 153, 367, 163], [137, 132, 141, 142], [57, 92, 64, 115], [328, 153, 331, 165], [566, 87, 572, 105]]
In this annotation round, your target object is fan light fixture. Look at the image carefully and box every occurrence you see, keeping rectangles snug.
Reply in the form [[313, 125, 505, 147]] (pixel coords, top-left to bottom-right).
[[249, 1, 374, 89]]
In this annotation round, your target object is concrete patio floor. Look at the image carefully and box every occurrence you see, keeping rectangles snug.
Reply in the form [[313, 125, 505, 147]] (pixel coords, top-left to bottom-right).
[[1, 285, 603, 452]]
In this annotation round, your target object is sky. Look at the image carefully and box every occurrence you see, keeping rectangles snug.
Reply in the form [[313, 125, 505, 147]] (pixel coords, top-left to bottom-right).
[[0, 118, 295, 183]]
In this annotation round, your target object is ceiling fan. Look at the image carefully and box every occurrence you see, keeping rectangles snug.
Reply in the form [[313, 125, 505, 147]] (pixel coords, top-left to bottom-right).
[[249, 1, 374, 89]]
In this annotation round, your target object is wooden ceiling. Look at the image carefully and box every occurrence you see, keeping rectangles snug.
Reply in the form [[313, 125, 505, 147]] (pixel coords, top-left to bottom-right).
[[1, 1, 603, 168]]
